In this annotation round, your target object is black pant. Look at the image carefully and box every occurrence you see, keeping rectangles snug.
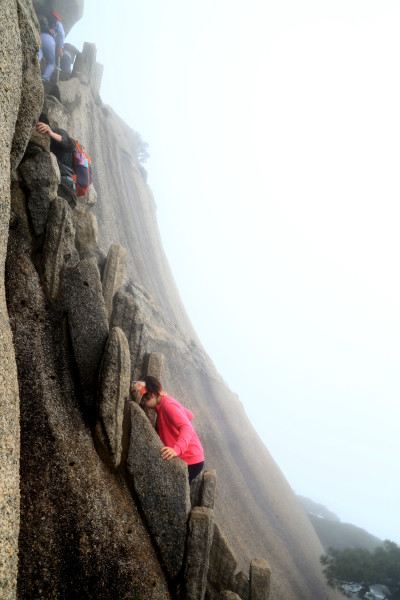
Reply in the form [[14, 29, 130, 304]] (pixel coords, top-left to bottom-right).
[[188, 461, 204, 483]]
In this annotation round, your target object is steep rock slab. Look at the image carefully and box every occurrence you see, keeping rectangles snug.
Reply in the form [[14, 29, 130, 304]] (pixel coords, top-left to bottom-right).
[[73, 206, 99, 259], [220, 593, 242, 600], [207, 522, 238, 596], [19, 150, 60, 235], [144, 351, 164, 379], [10, 0, 43, 171], [102, 243, 127, 319], [62, 257, 109, 411], [127, 401, 190, 580], [202, 469, 217, 509], [184, 507, 214, 600], [234, 572, 249, 600], [6, 208, 171, 600], [43, 197, 79, 301], [249, 559, 271, 600], [0, 1, 42, 597], [98, 327, 130, 467]]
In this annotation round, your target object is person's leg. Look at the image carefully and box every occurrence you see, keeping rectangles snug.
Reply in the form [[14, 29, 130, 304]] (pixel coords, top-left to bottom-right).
[[188, 461, 204, 483], [41, 34, 56, 81]]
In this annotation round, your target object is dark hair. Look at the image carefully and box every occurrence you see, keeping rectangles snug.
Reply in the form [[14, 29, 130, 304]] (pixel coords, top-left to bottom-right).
[[38, 113, 50, 125], [144, 375, 162, 396]]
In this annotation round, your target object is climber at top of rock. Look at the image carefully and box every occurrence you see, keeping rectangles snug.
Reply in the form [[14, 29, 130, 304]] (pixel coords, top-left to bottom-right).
[[133, 376, 205, 483], [38, 15, 56, 82], [49, 11, 65, 61]]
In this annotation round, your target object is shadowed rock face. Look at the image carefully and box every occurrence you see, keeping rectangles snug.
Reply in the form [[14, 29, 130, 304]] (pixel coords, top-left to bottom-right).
[[0, 1, 42, 597]]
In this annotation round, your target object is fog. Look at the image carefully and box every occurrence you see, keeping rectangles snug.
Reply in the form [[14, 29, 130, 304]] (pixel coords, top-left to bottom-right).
[[69, 0, 400, 543]]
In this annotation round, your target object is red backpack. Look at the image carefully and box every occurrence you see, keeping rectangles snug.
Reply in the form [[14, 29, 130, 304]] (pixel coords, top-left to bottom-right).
[[73, 141, 93, 196]]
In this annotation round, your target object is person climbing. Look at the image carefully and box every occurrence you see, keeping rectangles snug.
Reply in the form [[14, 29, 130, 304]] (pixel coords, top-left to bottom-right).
[[36, 115, 93, 203], [49, 11, 65, 62], [133, 376, 205, 483], [38, 15, 56, 82], [36, 115, 77, 204]]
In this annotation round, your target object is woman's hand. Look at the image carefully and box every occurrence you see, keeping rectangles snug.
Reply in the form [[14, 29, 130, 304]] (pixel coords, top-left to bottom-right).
[[36, 122, 51, 136], [160, 446, 177, 461]]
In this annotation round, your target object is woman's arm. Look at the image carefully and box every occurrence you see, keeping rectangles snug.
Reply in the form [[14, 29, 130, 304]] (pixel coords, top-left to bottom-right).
[[36, 122, 62, 143], [162, 403, 194, 458]]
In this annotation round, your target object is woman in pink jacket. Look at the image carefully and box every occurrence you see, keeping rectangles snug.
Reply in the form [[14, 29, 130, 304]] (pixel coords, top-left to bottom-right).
[[134, 376, 205, 482]]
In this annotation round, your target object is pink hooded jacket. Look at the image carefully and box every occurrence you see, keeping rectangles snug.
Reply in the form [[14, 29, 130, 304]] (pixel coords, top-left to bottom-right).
[[155, 394, 204, 465]]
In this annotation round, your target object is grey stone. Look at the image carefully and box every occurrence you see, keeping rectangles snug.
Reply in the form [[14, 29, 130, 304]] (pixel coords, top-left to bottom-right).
[[220, 593, 242, 600], [29, 129, 50, 152], [190, 470, 204, 507], [19, 151, 60, 235], [0, 2, 42, 596], [73, 206, 99, 259], [73, 42, 98, 85], [10, 0, 43, 172], [98, 327, 131, 467], [202, 469, 217, 509], [184, 506, 214, 600], [102, 243, 127, 319], [87, 183, 97, 206], [144, 351, 164, 380], [91, 62, 104, 96], [127, 401, 190, 579], [208, 522, 237, 593], [234, 572, 249, 600], [57, 78, 83, 111], [43, 197, 79, 302], [143, 352, 164, 426], [111, 290, 145, 379], [250, 559, 271, 600], [62, 258, 109, 409]]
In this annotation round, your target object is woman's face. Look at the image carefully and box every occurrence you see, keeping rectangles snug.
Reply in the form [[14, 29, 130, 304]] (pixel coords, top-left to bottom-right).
[[144, 394, 158, 409]]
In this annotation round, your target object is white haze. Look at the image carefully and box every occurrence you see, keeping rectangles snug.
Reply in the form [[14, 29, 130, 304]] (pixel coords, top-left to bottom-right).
[[69, 0, 400, 543]]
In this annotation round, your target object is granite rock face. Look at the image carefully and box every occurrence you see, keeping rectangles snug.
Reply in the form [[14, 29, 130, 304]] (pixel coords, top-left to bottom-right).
[[6, 195, 171, 600], [127, 401, 190, 580], [98, 327, 131, 467], [102, 243, 127, 318], [184, 507, 215, 600], [43, 197, 79, 301], [249, 559, 271, 600], [0, 1, 42, 597], [208, 523, 238, 595], [73, 206, 99, 259], [19, 150, 60, 235], [62, 258, 109, 411]]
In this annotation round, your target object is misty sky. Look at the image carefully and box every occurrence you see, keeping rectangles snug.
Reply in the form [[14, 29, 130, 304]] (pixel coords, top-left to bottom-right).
[[69, 1, 400, 543]]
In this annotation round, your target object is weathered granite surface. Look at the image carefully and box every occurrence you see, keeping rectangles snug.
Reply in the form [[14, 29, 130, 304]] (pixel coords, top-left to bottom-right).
[[6, 181, 171, 600], [43, 197, 79, 301], [102, 243, 127, 318], [185, 507, 215, 600], [62, 257, 109, 412], [127, 401, 190, 580], [249, 559, 271, 600], [0, 2, 42, 597], [98, 327, 130, 466], [19, 150, 60, 235]]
